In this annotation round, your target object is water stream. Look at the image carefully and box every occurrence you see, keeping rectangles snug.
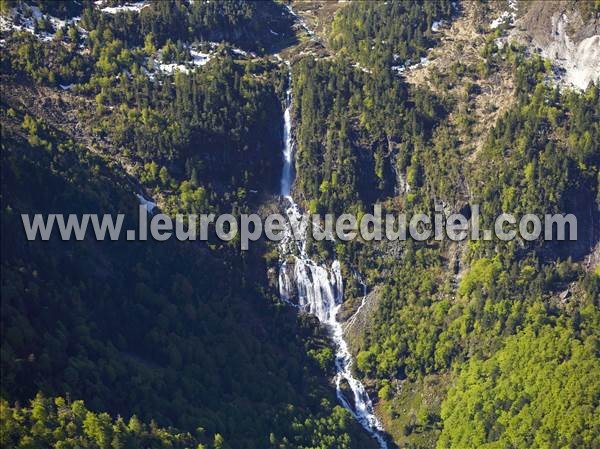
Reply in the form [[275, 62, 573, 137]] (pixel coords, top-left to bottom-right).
[[277, 67, 389, 449]]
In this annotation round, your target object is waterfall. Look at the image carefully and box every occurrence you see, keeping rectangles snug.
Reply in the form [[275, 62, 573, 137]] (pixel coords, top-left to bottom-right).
[[280, 69, 294, 198], [277, 66, 389, 449]]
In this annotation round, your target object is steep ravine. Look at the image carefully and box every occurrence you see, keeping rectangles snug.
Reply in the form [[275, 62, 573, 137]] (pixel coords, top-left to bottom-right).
[[275, 65, 390, 449]]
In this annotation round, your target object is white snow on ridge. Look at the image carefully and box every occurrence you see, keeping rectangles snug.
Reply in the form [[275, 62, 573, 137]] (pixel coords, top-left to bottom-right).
[[1, 4, 41, 34], [149, 47, 213, 76], [158, 63, 190, 75], [100, 2, 148, 14], [0, 12, 52, 41], [231, 48, 248, 57], [490, 12, 510, 29], [0, 14, 18, 33], [391, 56, 430, 76], [490, 0, 518, 29], [410, 57, 430, 70], [432, 20, 443, 32], [48, 15, 67, 31], [1, 3, 85, 42], [144, 42, 254, 80], [190, 49, 211, 66]]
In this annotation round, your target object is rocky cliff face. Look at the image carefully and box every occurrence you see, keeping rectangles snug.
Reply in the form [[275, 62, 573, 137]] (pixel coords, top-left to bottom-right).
[[510, 1, 600, 89]]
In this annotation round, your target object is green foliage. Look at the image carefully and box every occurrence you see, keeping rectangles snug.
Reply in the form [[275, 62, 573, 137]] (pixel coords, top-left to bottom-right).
[[1, 32, 89, 85], [1, 394, 209, 449], [96, 56, 284, 214], [330, 0, 453, 69], [2, 3, 599, 449], [135, 0, 294, 53], [308, 346, 335, 373], [290, 19, 599, 446], [322, 47, 599, 388], [0, 108, 376, 449], [438, 319, 600, 449], [457, 257, 502, 297], [292, 56, 444, 219], [68, 0, 294, 54]]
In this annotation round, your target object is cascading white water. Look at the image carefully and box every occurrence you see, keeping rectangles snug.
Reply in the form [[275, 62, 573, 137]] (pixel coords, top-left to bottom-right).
[[277, 66, 389, 449], [280, 69, 294, 198]]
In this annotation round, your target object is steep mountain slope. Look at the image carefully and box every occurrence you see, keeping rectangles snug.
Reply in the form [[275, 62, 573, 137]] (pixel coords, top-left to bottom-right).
[[287, 1, 599, 448], [510, 0, 600, 90], [0, 1, 379, 448], [1, 1, 599, 449], [0, 92, 378, 449]]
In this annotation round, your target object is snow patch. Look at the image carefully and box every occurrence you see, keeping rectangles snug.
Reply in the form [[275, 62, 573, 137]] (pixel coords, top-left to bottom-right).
[[391, 56, 430, 76], [100, 2, 148, 14], [490, 0, 518, 29], [410, 56, 430, 70], [1, 3, 85, 42], [146, 44, 216, 78], [353, 63, 372, 74], [231, 48, 248, 57], [190, 49, 211, 66], [158, 63, 189, 75]]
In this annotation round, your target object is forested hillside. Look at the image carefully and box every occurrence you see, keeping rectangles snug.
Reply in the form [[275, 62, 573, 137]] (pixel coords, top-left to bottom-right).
[[1, 1, 599, 449], [0, 77, 378, 449], [330, 0, 453, 69], [0, 1, 378, 448], [288, 1, 599, 448]]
